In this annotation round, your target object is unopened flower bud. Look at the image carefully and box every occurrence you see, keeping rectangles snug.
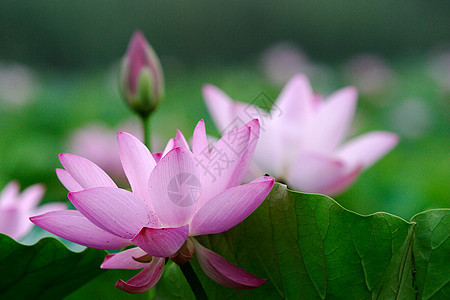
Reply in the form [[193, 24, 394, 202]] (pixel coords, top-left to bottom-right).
[[119, 30, 164, 117]]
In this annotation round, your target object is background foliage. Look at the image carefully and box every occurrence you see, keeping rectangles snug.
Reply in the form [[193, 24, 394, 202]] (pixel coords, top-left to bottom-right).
[[0, 1, 449, 69]]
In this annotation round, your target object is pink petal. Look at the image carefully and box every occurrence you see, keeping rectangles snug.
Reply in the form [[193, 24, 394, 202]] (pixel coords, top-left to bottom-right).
[[190, 176, 274, 236], [274, 73, 315, 127], [131, 225, 189, 257], [116, 256, 165, 294], [173, 130, 190, 150], [68, 187, 158, 239], [56, 168, 83, 192], [203, 84, 235, 132], [148, 148, 200, 227], [253, 75, 317, 177], [193, 239, 267, 289], [199, 121, 253, 203], [305, 86, 358, 151], [101, 247, 148, 269], [162, 130, 190, 158], [58, 153, 117, 189], [18, 184, 45, 210], [152, 152, 163, 163], [286, 153, 347, 194], [337, 131, 399, 170], [0, 207, 28, 239], [252, 124, 284, 177], [117, 132, 156, 203], [126, 31, 152, 94], [192, 119, 208, 157], [30, 210, 131, 249], [161, 139, 174, 157], [0, 181, 20, 207], [321, 165, 363, 196], [225, 119, 260, 187]]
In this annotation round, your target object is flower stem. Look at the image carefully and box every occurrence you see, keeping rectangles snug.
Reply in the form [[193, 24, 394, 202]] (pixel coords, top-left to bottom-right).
[[180, 262, 208, 300], [141, 114, 151, 149]]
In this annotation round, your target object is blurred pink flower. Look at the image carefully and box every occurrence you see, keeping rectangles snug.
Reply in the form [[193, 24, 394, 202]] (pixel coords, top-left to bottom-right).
[[259, 42, 334, 90], [203, 73, 398, 195], [68, 121, 161, 184], [427, 48, 450, 93], [0, 62, 38, 106], [0, 181, 65, 240], [32, 120, 274, 293], [343, 54, 395, 96], [260, 42, 314, 86]]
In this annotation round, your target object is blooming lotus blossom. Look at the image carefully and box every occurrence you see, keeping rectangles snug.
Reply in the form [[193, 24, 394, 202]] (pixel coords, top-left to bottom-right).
[[203, 74, 398, 195], [0, 181, 65, 240], [31, 120, 274, 294]]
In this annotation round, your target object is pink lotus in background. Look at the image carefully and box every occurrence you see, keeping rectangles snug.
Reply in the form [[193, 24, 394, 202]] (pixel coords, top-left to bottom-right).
[[68, 120, 162, 184], [427, 48, 450, 93], [31, 119, 274, 294], [343, 54, 396, 97], [0, 181, 65, 240], [0, 62, 38, 106], [203, 73, 398, 195], [259, 42, 314, 86]]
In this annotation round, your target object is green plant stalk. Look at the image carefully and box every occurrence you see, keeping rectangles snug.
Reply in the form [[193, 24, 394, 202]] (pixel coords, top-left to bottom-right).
[[141, 114, 151, 149], [180, 262, 208, 300]]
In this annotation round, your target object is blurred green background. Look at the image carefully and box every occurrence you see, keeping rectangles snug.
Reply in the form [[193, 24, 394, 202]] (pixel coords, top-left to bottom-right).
[[0, 0, 448, 222]]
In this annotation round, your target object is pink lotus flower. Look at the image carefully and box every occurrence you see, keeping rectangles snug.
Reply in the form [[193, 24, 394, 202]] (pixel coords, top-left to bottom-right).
[[31, 120, 274, 294], [0, 181, 65, 240], [203, 74, 398, 195]]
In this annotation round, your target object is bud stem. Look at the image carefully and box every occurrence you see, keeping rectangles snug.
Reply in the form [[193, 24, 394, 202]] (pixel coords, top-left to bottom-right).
[[141, 114, 151, 149], [180, 262, 208, 300]]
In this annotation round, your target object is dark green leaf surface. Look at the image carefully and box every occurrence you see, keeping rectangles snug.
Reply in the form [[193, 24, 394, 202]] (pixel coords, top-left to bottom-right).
[[0, 234, 106, 299], [153, 261, 195, 300], [65, 269, 153, 300], [411, 210, 450, 299], [155, 183, 449, 299]]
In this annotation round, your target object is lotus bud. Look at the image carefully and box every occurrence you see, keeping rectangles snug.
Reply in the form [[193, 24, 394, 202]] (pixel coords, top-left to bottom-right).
[[120, 31, 164, 118]]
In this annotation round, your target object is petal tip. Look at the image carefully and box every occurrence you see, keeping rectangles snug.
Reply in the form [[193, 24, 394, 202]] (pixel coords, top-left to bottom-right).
[[202, 84, 215, 93], [342, 86, 359, 99], [248, 118, 260, 126], [290, 73, 309, 85], [390, 132, 400, 144], [100, 254, 114, 269]]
